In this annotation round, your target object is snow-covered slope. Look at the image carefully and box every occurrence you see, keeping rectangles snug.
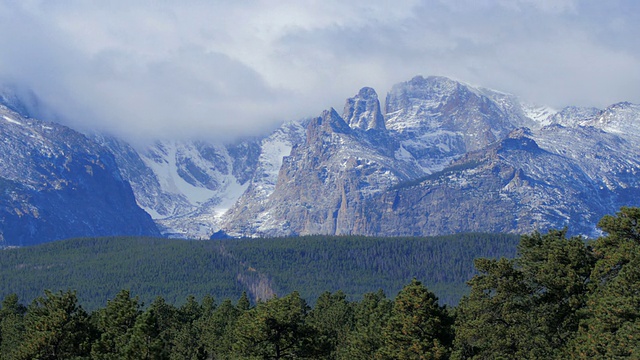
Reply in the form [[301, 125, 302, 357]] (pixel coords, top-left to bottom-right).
[[0, 105, 160, 246], [5, 74, 639, 241], [98, 138, 258, 238], [99, 120, 307, 238], [219, 76, 640, 238]]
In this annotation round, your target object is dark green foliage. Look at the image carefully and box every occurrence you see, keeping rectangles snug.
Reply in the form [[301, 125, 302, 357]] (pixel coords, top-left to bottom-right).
[[306, 291, 354, 359], [378, 279, 453, 359], [452, 230, 595, 359], [337, 290, 392, 359], [221, 233, 519, 306], [169, 295, 207, 360], [0, 294, 26, 359], [233, 291, 322, 359], [91, 289, 142, 359], [568, 207, 640, 358], [15, 290, 92, 360], [0, 208, 638, 358], [197, 298, 240, 358], [0, 237, 247, 310], [0, 233, 519, 309], [123, 305, 166, 360]]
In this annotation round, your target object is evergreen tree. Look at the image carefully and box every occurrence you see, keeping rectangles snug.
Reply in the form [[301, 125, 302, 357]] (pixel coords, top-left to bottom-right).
[[91, 289, 142, 359], [378, 279, 453, 360], [237, 291, 251, 312], [453, 230, 595, 359], [337, 290, 392, 360], [306, 290, 354, 359], [170, 295, 207, 360], [124, 306, 166, 360], [197, 298, 240, 359], [568, 207, 640, 357], [0, 294, 27, 359], [15, 290, 91, 360], [233, 291, 322, 359]]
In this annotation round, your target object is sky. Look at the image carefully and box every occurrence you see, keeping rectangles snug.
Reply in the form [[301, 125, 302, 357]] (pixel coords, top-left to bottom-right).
[[1, 0, 639, 143]]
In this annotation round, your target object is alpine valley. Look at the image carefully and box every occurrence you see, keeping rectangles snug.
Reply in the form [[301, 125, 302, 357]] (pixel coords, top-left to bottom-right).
[[2, 76, 639, 246]]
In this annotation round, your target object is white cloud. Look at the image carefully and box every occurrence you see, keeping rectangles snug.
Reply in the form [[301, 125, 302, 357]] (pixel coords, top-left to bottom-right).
[[0, 0, 639, 142]]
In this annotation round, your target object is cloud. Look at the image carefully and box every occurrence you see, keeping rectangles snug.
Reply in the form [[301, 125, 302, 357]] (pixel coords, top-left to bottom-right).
[[0, 0, 639, 142]]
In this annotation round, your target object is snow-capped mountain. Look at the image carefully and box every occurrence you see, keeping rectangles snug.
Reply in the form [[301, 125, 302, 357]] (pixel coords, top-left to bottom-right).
[[97, 121, 307, 239], [2, 75, 640, 243], [219, 76, 640, 238], [0, 105, 159, 247]]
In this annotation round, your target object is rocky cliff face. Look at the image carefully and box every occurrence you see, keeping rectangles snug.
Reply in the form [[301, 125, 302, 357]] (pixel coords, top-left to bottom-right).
[[4, 75, 639, 242], [371, 130, 609, 236], [343, 87, 386, 131], [219, 77, 640, 238], [222, 105, 420, 237], [0, 105, 159, 246], [97, 137, 262, 238]]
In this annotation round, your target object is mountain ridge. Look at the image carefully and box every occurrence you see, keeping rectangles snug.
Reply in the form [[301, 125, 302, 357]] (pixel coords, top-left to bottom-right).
[[1, 75, 640, 244]]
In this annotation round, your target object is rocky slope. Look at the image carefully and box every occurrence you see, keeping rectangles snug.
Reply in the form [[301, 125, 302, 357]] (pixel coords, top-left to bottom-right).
[[3, 75, 639, 242], [0, 105, 159, 247], [220, 76, 640, 238], [97, 120, 308, 238]]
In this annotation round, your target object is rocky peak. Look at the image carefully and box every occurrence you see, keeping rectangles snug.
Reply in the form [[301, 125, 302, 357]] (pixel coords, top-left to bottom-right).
[[384, 75, 461, 116], [343, 87, 386, 131], [0, 107, 160, 246], [548, 106, 600, 127], [586, 102, 640, 138], [500, 128, 540, 152], [306, 108, 351, 143]]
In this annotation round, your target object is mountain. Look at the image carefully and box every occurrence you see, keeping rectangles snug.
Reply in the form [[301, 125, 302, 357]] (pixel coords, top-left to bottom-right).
[[0, 105, 159, 247], [97, 120, 307, 239], [2, 75, 639, 242], [219, 76, 640, 238]]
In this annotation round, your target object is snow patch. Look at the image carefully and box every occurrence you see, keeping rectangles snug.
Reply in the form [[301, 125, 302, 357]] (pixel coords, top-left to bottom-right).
[[3, 115, 23, 126], [522, 104, 557, 126]]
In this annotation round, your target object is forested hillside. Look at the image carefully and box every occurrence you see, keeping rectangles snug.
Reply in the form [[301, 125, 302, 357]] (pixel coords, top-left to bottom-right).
[[1, 207, 639, 359], [0, 233, 519, 310]]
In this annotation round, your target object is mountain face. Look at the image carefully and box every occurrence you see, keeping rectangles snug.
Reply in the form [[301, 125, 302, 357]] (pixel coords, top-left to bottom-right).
[[218, 76, 640, 238], [97, 120, 308, 239], [3, 75, 639, 242], [0, 105, 159, 247]]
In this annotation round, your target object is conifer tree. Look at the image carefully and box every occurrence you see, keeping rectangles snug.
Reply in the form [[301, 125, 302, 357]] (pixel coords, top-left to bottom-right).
[[306, 290, 354, 358], [568, 207, 640, 357], [91, 289, 142, 359], [378, 279, 453, 360], [453, 230, 595, 359], [15, 290, 91, 360], [0, 294, 27, 359], [337, 290, 392, 360], [233, 291, 322, 359], [197, 298, 240, 358]]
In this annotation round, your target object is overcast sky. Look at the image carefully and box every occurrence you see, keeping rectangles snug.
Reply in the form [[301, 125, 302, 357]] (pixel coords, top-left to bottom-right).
[[1, 0, 639, 142]]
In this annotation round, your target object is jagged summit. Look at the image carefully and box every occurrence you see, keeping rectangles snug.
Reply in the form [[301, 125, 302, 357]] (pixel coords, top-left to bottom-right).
[[2, 75, 640, 242], [311, 108, 352, 135], [343, 87, 386, 131], [586, 102, 640, 138], [385, 76, 461, 119]]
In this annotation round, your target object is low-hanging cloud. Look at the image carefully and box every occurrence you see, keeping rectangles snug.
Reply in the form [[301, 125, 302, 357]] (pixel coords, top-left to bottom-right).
[[1, 0, 639, 142]]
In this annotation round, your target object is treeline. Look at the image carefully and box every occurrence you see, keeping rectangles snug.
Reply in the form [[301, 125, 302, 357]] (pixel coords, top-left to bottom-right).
[[1, 207, 639, 359], [0, 233, 520, 309]]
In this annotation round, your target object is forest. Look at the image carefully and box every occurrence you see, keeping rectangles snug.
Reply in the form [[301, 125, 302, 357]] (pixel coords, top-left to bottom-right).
[[0, 233, 520, 309], [1, 207, 639, 359]]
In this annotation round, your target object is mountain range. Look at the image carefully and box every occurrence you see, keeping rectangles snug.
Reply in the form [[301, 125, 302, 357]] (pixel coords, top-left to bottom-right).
[[2, 75, 639, 245]]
